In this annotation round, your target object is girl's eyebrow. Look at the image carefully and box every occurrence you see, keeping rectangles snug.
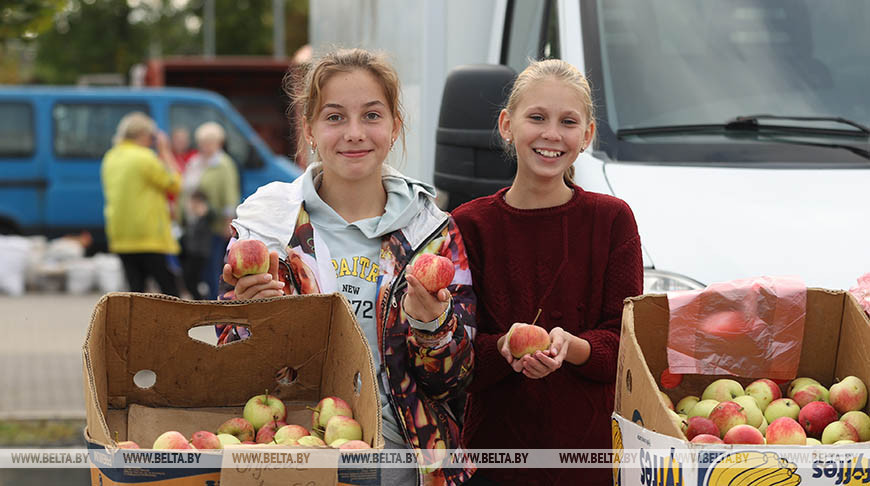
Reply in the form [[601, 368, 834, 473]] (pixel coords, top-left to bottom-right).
[[322, 100, 386, 110], [524, 105, 582, 117]]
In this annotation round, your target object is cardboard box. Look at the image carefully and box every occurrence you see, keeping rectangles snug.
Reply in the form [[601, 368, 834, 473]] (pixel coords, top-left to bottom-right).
[[83, 292, 384, 486], [612, 288, 870, 485]]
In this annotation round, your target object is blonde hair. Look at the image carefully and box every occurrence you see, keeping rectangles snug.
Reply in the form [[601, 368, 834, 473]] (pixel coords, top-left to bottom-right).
[[284, 48, 406, 159], [114, 112, 155, 145], [194, 122, 226, 145], [504, 59, 596, 186]]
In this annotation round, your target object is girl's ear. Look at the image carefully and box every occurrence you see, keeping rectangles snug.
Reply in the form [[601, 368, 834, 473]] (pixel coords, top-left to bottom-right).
[[391, 115, 402, 144], [497, 109, 512, 141], [583, 119, 596, 151], [302, 118, 314, 146]]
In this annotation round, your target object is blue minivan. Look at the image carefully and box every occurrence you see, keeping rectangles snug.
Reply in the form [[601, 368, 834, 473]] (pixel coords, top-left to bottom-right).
[[0, 86, 302, 245]]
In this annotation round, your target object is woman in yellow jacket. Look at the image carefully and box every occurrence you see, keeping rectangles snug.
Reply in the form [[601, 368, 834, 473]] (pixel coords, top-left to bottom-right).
[[101, 112, 181, 296]]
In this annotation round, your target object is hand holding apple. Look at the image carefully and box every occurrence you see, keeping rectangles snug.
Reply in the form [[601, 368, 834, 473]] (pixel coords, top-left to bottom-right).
[[402, 274, 450, 324], [408, 254, 454, 293], [222, 249, 283, 300], [228, 239, 270, 278]]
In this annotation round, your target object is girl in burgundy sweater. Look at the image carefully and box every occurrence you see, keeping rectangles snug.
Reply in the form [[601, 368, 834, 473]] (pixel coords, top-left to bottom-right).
[[452, 59, 643, 486]]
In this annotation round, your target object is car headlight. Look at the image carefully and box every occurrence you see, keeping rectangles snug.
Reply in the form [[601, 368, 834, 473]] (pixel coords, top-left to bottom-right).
[[643, 269, 705, 293]]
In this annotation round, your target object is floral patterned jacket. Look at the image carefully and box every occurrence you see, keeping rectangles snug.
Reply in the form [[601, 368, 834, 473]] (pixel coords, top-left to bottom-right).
[[217, 166, 477, 486]]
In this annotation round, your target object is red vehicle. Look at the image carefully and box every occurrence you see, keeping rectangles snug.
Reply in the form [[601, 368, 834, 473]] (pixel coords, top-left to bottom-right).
[[145, 56, 303, 160]]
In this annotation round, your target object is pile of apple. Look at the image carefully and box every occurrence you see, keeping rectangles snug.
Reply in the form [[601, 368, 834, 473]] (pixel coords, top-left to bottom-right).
[[662, 376, 869, 446], [116, 392, 369, 450]]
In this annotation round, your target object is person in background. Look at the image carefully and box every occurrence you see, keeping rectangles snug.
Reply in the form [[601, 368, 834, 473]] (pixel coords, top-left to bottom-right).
[[170, 126, 197, 171], [180, 190, 213, 300], [453, 59, 643, 486], [101, 111, 181, 296], [216, 48, 477, 486], [180, 122, 240, 299]]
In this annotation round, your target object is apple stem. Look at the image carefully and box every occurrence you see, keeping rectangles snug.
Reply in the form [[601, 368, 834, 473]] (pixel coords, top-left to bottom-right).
[[114, 431, 119, 443], [305, 406, 318, 413], [531, 308, 542, 326]]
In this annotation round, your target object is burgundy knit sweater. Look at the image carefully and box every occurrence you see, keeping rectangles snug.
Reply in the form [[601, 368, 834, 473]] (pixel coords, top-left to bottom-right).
[[452, 185, 643, 486]]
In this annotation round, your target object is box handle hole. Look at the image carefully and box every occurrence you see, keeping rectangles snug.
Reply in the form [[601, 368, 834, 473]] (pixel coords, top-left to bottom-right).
[[188, 324, 251, 346], [133, 369, 156, 389], [353, 371, 362, 396], [275, 365, 298, 386]]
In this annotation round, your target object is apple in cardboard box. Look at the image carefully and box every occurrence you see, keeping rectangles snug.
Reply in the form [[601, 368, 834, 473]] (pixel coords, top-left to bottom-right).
[[311, 396, 354, 435], [765, 417, 806, 445], [685, 417, 720, 441], [228, 239, 270, 278], [217, 433, 242, 446], [687, 399, 719, 419], [297, 436, 327, 447], [839, 411, 870, 442], [675, 396, 700, 416], [732, 395, 764, 428], [708, 401, 747, 437], [701, 379, 744, 402], [821, 421, 860, 444], [798, 401, 838, 439], [409, 254, 454, 293], [723, 424, 765, 445], [829, 376, 868, 414], [190, 431, 222, 450], [153, 431, 192, 450], [764, 398, 800, 424], [243, 391, 287, 431], [274, 425, 310, 445], [690, 434, 724, 444], [324, 415, 363, 445], [506, 324, 551, 359], [255, 420, 288, 444], [791, 383, 829, 408], [217, 417, 255, 442], [744, 378, 782, 411], [787, 377, 821, 398], [339, 440, 371, 450]]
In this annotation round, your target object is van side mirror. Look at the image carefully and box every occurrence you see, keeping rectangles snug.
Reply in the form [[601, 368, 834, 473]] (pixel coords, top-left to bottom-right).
[[434, 64, 517, 211]]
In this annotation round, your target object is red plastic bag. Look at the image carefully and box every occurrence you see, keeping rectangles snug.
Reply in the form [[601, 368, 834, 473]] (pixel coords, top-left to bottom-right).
[[666, 276, 806, 380]]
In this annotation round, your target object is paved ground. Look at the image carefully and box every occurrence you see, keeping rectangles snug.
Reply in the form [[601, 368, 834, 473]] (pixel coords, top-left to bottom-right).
[[0, 293, 101, 420]]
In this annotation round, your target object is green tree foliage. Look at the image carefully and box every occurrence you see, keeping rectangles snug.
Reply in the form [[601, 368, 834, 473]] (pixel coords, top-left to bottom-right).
[[0, 0, 66, 42], [33, 0, 149, 84]]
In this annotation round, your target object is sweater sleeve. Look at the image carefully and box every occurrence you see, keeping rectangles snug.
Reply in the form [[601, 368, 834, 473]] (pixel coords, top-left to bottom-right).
[[570, 205, 643, 383], [405, 217, 476, 401]]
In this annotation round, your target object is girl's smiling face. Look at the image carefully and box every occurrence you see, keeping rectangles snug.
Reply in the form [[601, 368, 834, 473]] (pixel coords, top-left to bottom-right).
[[304, 69, 400, 185]]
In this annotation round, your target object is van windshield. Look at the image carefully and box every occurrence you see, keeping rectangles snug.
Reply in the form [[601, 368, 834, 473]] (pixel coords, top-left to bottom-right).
[[595, 0, 870, 133]]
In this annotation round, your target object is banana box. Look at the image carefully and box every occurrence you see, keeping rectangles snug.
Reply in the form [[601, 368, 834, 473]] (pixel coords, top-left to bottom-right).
[[613, 288, 870, 486], [82, 292, 384, 486]]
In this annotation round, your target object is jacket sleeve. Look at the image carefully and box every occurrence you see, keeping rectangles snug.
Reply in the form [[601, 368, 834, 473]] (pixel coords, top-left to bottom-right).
[[570, 206, 642, 383], [404, 217, 477, 401], [143, 153, 181, 194], [219, 155, 241, 218]]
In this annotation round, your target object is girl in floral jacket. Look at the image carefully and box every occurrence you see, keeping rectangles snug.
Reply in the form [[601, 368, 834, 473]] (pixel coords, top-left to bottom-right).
[[216, 48, 476, 486]]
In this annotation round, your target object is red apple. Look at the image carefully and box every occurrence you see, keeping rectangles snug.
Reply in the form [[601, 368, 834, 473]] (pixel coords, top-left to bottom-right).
[[217, 417, 255, 442], [506, 324, 551, 359], [840, 411, 870, 442], [116, 440, 139, 449], [153, 431, 192, 450], [690, 434, 724, 444], [766, 417, 806, 445], [744, 378, 782, 411], [190, 430, 222, 450], [792, 384, 829, 408], [228, 239, 270, 278], [685, 416, 720, 441], [409, 254, 454, 292], [829, 376, 868, 414], [798, 401, 838, 439], [708, 401, 747, 437], [255, 420, 288, 444], [723, 424, 765, 445], [243, 392, 287, 431]]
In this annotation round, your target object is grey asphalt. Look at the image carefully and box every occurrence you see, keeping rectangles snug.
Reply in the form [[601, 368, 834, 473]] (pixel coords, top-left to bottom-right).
[[0, 292, 217, 420]]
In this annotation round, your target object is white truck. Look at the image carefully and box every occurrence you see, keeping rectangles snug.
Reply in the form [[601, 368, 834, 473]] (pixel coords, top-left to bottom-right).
[[311, 0, 870, 292]]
